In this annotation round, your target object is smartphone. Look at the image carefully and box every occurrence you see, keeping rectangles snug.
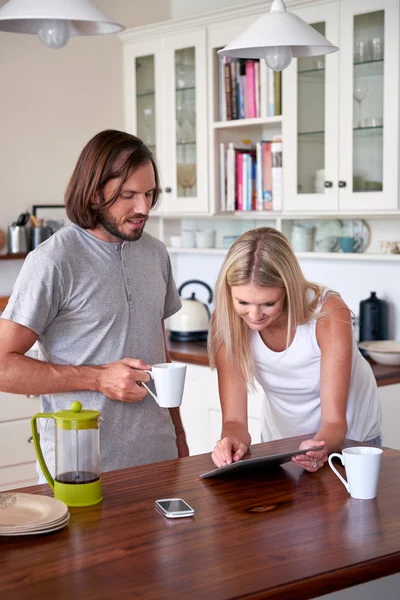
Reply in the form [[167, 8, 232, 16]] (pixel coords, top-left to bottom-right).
[[155, 498, 195, 519]]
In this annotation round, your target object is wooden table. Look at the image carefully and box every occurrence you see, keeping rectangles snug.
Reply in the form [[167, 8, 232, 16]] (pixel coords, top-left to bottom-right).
[[167, 335, 400, 387], [1, 436, 400, 600]]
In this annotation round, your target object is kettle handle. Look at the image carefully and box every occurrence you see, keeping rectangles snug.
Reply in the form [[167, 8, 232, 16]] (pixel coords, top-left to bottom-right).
[[31, 413, 55, 490], [178, 280, 213, 303]]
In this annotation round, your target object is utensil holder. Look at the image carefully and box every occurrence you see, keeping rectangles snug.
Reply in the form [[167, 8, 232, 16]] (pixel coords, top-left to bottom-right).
[[31, 226, 52, 249], [7, 225, 29, 254]]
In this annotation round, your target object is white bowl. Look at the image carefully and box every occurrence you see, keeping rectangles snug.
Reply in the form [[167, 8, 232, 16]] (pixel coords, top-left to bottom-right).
[[169, 235, 182, 248], [358, 341, 400, 366]]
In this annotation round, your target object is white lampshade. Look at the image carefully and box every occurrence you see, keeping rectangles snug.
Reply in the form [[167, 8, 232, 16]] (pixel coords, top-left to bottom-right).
[[218, 0, 338, 71], [0, 0, 125, 48]]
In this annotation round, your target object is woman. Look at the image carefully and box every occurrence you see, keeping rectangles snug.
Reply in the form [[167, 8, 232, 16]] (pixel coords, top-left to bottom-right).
[[209, 227, 381, 472]]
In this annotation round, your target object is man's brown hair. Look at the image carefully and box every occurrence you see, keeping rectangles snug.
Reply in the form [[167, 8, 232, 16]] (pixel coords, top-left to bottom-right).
[[65, 129, 161, 228]]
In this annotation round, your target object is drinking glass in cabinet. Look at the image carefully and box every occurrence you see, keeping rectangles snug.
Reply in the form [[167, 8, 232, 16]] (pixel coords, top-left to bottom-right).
[[353, 81, 368, 129], [177, 163, 196, 197], [352, 11, 384, 193]]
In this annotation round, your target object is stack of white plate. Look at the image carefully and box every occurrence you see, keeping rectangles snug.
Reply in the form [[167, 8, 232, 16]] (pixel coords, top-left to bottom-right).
[[0, 492, 69, 536], [358, 341, 400, 366]]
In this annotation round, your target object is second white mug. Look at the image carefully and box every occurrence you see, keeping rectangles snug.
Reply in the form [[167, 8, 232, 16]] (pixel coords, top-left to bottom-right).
[[328, 446, 383, 500], [142, 363, 187, 408]]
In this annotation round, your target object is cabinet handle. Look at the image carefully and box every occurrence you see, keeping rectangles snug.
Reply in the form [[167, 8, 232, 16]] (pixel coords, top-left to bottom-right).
[[164, 187, 172, 193], [324, 181, 333, 188], [26, 394, 40, 398], [28, 436, 33, 444], [338, 180, 347, 188]]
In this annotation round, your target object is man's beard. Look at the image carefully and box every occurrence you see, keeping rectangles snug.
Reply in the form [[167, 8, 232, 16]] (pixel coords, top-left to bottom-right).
[[97, 211, 147, 242]]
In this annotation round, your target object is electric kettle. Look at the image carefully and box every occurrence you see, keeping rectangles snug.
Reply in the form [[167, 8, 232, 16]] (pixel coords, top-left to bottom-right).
[[31, 401, 103, 507], [169, 279, 213, 342]]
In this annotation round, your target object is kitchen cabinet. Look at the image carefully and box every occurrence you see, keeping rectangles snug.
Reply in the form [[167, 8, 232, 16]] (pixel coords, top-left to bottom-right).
[[179, 364, 400, 457], [378, 383, 400, 450], [120, 0, 400, 261], [283, 0, 399, 212], [0, 391, 39, 491], [178, 363, 262, 456], [122, 27, 208, 214]]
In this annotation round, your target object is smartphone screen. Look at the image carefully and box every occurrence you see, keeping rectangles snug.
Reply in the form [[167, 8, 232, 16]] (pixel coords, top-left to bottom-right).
[[155, 498, 194, 518]]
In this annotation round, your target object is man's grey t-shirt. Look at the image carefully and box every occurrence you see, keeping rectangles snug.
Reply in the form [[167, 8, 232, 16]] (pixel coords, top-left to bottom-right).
[[2, 224, 182, 481]]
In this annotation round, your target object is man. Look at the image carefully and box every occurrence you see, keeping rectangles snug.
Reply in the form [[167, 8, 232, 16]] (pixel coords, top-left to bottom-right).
[[0, 129, 188, 481]]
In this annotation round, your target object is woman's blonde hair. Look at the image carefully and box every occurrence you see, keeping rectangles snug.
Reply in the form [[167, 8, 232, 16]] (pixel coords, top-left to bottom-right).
[[209, 227, 324, 386]]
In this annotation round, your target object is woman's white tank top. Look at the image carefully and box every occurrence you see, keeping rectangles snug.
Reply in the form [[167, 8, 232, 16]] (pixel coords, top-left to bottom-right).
[[250, 291, 381, 443]]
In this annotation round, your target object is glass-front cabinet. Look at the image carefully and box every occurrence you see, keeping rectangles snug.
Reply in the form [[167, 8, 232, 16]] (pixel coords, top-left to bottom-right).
[[283, 0, 399, 212], [338, 0, 398, 211], [123, 30, 208, 215]]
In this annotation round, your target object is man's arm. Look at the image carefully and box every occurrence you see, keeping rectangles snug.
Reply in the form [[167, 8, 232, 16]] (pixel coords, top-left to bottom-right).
[[162, 323, 189, 458], [0, 319, 150, 402]]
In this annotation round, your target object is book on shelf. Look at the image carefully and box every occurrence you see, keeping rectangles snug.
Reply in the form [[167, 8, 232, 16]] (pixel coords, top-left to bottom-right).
[[218, 55, 282, 121], [271, 138, 283, 211], [219, 139, 281, 212]]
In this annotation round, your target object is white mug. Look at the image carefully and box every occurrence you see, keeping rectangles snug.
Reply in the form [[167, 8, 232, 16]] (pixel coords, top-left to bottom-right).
[[328, 447, 383, 500], [142, 363, 187, 408]]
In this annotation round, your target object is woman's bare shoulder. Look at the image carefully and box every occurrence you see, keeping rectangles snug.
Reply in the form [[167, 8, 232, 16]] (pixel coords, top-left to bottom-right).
[[319, 293, 352, 325]]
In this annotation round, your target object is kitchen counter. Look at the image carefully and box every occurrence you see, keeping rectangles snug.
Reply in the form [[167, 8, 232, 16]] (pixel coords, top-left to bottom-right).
[[2, 436, 400, 599], [167, 334, 400, 387]]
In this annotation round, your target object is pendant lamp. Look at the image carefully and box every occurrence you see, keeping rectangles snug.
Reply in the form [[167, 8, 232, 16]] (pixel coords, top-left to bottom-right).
[[0, 0, 125, 49], [218, 0, 338, 71]]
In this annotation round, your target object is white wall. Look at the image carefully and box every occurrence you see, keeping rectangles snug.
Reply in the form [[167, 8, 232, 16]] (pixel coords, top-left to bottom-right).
[[170, 252, 400, 339], [0, 0, 171, 232], [172, 0, 250, 18]]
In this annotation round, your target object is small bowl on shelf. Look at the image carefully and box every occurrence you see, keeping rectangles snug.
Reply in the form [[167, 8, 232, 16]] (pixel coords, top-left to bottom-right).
[[169, 235, 182, 248], [358, 341, 400, 366]]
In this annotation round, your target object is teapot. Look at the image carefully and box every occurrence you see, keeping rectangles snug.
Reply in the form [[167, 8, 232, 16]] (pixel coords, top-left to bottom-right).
[[169, 279, 213, 342], [31, 401, 103, 507]]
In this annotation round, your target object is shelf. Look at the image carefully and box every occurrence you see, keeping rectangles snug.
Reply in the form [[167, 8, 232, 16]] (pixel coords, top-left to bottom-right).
[[176, 86, 195, 93], [353, 125, 383, 133], [136, 92, 155, 99], [167, 247, 400, 261], [151, 211, 400, 220], [296, 252, 400, 261], [177, 141, 196, 147], [298, 67, 325, 76], [168, 247, 227, 255], [0, 253, 27, 260], [213, 116, 282, 129], [298, 130, 324, 137]]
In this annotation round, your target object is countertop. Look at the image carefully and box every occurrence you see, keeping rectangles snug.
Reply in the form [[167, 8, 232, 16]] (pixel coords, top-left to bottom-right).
[[1, 296, 399, 387], [2, 436, 400, 599], [167, 334, 400, 387]]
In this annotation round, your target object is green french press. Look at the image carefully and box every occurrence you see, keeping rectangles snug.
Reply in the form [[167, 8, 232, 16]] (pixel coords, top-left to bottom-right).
[[31, 401, 103, 507]]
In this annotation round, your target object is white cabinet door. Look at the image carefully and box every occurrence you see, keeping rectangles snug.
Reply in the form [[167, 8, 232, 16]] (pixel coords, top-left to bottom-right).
[[0, 463, 37, 492], [338, 0, 399, 211], [283, 0, 339, 212], [162, 29, 209, 214], [123, 38, 163, 159], [0, 420, 36, 468], [0, 392, 40, 422], [179, 363, 214, 455], [179, 363, 263, 456], [379, 383, 400, 450]]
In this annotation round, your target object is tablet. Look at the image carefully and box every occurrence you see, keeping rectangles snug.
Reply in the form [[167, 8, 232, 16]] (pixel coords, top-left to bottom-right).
[[199, 446, 324, 479]]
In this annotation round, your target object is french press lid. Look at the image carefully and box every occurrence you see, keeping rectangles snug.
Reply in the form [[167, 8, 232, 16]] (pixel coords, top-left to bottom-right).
[[53, 401, 101, 430]]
